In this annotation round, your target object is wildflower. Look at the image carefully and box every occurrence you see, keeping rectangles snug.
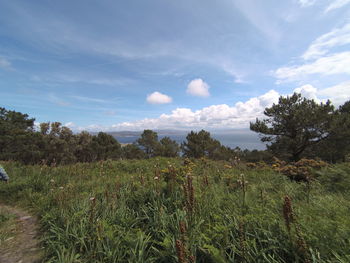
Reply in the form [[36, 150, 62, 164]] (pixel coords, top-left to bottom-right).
[[50, 179, 55, 183], [59, 186, 64, 190], [154, 176, 159, 180]]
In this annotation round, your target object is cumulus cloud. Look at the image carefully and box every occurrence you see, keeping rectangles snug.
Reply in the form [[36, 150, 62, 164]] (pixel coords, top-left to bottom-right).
[[109, 86, 349, 131], [187, 79, 210, 97], [0, 57, 12, 70], [302, 23, 350, 60], [108, 89, 280, 130], [292, 82, 350, 106], [146, 91, 172, 104], [70, 85, 350, 132], [293, 84, 319, 101], [324, 0, 350, 13]]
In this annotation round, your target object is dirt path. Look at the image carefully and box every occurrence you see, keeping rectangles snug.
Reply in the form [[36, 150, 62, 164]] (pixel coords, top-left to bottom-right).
[[0, 205, 44, 263]]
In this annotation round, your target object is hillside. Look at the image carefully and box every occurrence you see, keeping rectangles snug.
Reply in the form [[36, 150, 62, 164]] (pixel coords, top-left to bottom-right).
[[0, 159, 349, 262]]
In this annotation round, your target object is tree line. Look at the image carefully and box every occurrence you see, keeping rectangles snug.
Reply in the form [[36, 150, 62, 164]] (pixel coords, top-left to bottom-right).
[[0, 107, 243, 164], [1, 93, 349, 165]]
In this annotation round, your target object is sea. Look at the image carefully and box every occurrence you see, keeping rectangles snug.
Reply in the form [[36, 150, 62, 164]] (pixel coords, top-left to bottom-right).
[[112, 130, 266, 151]]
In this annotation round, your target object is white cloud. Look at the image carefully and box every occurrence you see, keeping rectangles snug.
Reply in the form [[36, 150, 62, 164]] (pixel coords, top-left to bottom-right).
[[108, 89, 280, 130], [293, 84, 319, 101], [274, 51, 350, 82], [187, 79, 210, 97], [324, 0, 350, 13], [318, 81, 350, 105], [72, 86, 350, 132], [302, 23, 350, 60], [298, 0, 316, 7], [274, 23, 350, 83], [64, 122, 75, 128], [0, 57, 12, 70], [146, 92, 172, 104], [293, 82, 350, 106]]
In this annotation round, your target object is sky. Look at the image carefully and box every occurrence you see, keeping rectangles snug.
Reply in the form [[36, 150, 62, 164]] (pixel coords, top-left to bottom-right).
[[0, 0, 350, 131]]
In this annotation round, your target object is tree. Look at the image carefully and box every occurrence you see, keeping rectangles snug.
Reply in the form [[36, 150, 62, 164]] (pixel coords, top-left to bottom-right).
[[41, 122, 77, 164], [250, 93, 334, 161], [0, 107, 37, 162], [307, 100, 350, 162], [182, 130, 222, 158], [122, 144, 146, 159], [0, 107, 35, 131], [155, 137, 180, 157], [92, 132, 122, 160], [137, 130, 159, 158], [75, 131, 95, 162]]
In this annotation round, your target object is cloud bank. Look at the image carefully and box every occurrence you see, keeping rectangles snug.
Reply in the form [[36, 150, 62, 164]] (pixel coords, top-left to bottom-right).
[[69, 83, 350, 132]]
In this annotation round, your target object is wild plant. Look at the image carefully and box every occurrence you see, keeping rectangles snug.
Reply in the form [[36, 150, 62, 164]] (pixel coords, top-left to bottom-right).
[[237, 173, 248, 210], [183, 174, 195, 219], [282, 195, 310, 262], [238, 220, 246, 263]]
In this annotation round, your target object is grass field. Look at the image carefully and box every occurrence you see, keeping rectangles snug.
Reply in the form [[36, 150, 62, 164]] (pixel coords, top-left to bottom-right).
[[0, 158, 349, 262]]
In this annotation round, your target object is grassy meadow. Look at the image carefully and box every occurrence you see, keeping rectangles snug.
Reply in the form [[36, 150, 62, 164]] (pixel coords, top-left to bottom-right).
[[0, 158, 349, 263]]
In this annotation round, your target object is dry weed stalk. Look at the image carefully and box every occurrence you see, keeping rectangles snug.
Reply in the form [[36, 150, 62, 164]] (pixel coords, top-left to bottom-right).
[[176, 221, 195, 263], [176, 239, 188, 263], [283, 195, 294, 233], [183, 174, 195, 217], [239, 220, 246, 263], [237, 174, 248, 209], [89, 196, 96, 224], [282, 195, 310, 262]]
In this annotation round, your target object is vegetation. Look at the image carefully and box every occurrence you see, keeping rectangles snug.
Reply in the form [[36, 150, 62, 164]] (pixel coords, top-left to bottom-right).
[[0, 208, 16, 243], [1, 94, 350, 262], [0, 159, 349, 262]]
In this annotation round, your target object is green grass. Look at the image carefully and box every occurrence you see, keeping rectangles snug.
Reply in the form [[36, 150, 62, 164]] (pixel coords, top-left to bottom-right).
[[0, 158, 349, 262]]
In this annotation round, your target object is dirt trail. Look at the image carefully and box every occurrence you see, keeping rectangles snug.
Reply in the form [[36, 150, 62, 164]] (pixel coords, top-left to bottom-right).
[[0, 205, 44, 263]]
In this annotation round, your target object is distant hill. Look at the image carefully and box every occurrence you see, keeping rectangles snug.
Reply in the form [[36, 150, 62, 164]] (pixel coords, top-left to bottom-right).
[[91, 129, 266, 151]]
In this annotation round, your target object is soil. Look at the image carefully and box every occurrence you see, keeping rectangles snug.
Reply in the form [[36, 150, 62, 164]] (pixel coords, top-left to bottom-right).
[[0, 204, 44, 263]]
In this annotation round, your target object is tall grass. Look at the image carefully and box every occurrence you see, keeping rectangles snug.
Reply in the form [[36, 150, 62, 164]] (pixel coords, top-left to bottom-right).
[[0, 158, 349, 262]]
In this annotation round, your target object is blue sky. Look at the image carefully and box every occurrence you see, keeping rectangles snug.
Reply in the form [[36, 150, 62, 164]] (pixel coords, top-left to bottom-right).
[[0, 0, 350, 131]]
